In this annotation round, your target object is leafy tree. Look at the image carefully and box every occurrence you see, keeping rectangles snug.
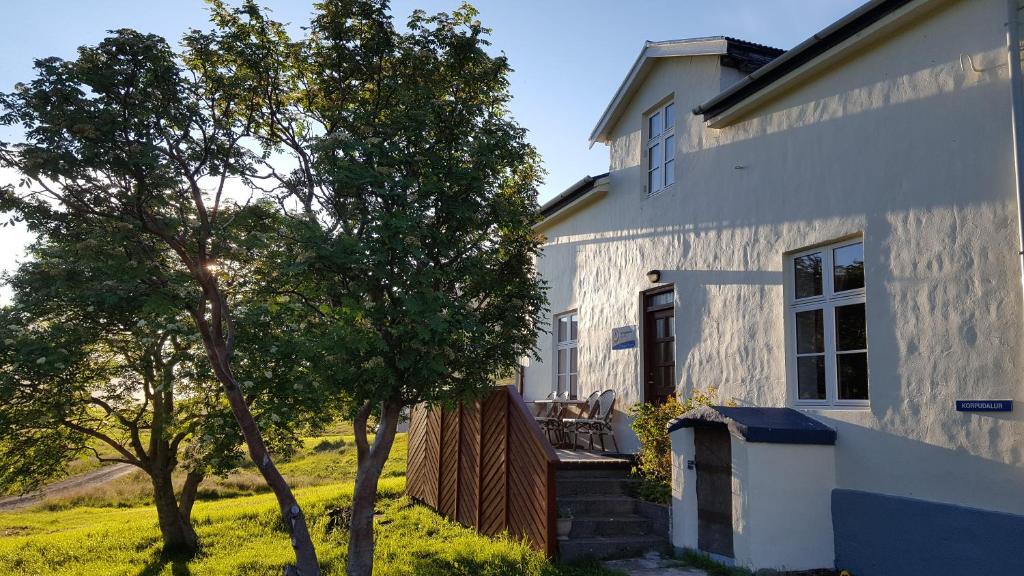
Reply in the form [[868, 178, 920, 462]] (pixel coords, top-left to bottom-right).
[[191, 2, 547, 574], [0, 227, 236, 554], [0, 30, 327, 573]]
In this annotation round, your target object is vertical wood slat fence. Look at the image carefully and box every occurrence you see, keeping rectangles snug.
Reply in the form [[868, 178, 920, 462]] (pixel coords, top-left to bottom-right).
[[406, 385, 559, 556]]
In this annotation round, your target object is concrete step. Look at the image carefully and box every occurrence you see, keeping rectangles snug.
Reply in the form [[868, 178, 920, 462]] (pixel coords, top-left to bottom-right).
[[557, 534, 670, 562], [558, 495, 636, 517], [567, 513, 653, 538], [556, 477, 636, 497]]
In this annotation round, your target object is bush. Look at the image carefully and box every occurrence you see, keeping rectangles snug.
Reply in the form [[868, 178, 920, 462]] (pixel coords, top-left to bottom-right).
[[628, 387, 721, 494]]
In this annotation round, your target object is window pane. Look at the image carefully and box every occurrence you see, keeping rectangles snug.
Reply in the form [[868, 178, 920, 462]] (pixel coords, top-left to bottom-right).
[[837, 352, 868, 400], [835, 303, 866, 351], [651, 291, 672, 306], [570, 314, 578, 340], [664, 160, 675, 186], [661, 341, 674, 363], [649, 143, 662, 168], [794, 252, 823, 299], [557, 374, 567, 395], [649, 112, 661, 138], [795, 309, 824, 354], [664, 135, 675, 162], [570, 374, 578, 399], [797, 356, 826, 400], [557, 348, 566, 374], [664, 102, 675, 129], [570, 347, 578, 373], [557, 317, 568, 342], [834, 243, 864, 292], [649, 167, 660, 193]]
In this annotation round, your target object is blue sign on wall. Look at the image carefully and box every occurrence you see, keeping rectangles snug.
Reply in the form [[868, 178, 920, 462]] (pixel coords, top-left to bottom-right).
[[955, 400, 1013, 412], [611, 326, 637, 350]]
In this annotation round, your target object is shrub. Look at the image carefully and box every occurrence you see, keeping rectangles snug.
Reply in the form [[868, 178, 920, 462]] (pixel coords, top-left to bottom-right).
[[628, 387, 721, 494]]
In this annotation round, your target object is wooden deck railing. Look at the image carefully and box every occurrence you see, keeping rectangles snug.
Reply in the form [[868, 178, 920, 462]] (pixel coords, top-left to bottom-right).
[[406, 385, 558, 556]]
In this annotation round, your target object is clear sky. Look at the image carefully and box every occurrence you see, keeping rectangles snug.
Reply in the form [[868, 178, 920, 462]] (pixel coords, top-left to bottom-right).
[[0, 0, 864, 299]]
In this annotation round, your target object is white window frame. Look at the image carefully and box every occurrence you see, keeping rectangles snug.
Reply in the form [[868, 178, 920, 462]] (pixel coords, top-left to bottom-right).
[[553, 311, 579, 399], [787, 238, 868, 408], [646, 101, 675, 196]]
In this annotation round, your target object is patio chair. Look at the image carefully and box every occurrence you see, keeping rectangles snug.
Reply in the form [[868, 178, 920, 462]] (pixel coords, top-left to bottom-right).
[[565, 389, 618, 452], [563, 390, 600, 448], [535, 391, 569, 445]]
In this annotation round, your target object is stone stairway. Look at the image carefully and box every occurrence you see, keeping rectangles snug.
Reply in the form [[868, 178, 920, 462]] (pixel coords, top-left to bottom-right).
[[556, 464, 671, 561]]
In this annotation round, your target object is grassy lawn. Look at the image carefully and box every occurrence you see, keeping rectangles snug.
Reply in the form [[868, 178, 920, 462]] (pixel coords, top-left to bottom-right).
[[0, 431, 620, 576]]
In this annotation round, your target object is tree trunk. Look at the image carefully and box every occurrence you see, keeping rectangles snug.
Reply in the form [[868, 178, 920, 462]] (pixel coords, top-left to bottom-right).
[[178, 470, 204, 545], [209, 350, 320, 576], [151, 467, 198, 556], [346, 401, 402, 576]]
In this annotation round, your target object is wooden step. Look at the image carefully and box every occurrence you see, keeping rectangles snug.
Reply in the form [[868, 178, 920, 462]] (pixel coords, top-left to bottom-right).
[[558, 495, 636, 516], [556, 477, 636, 497], [557, 534, 670, 562], [567, 513, 653, 537]]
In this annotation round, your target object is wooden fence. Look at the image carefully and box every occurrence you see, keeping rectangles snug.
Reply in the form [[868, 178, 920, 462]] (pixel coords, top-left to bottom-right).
[[406, 385, 558, 556]]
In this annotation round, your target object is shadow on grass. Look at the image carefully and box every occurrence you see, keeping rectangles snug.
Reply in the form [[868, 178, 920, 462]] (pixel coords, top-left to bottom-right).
[[137, 549, 196, 576]]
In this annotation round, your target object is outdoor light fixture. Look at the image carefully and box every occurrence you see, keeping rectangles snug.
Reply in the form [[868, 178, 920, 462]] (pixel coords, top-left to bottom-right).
[[646, 270, 661, 283]]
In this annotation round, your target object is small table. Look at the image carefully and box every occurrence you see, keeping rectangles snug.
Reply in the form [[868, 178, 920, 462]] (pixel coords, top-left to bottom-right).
[[530, 399, 589, 447]]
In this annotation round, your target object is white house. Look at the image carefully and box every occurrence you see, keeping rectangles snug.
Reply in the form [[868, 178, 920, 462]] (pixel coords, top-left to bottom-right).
[[522, 0, 1024, 573]]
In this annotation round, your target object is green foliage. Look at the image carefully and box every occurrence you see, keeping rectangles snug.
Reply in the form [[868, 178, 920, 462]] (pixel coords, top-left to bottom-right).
[[628, 387, 722, 496], [188, 0, 548, 413]]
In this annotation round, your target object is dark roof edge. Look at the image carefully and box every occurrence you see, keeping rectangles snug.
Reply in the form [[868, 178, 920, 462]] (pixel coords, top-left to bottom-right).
[[693, 0, 915, 121], [667, 405, 837, 445], [538, 173, 609, 219]]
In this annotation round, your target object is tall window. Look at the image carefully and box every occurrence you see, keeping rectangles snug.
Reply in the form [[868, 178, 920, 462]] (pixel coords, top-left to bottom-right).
[[789, 240, 868, 406], [647, 101, 675, 195], [555, 312, 579, 398]]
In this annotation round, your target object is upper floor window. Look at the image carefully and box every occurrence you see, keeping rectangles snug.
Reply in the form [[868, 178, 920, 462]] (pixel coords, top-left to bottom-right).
[[647, 101, 675, 196], [788, 239, 868, 407], [555, 311, 579, 399]]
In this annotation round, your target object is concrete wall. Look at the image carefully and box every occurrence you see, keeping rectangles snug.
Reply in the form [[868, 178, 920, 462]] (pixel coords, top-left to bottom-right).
[[733, 440, 835, 571], [832, 489, 1024, 575], [529, 0, 1024, 522], [670, 426, 835, 572]]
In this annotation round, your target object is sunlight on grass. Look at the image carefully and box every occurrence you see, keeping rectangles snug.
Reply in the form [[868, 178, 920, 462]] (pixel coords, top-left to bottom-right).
[[0, 432, 620, 576]]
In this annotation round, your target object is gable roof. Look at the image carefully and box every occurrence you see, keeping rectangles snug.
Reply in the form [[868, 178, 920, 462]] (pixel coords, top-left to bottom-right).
[[693, 0, 919, 125], [588, 37, 782, 145]]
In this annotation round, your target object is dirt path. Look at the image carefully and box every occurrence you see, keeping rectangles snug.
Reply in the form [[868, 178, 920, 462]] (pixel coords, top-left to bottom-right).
[[0, 463, 137, 512]]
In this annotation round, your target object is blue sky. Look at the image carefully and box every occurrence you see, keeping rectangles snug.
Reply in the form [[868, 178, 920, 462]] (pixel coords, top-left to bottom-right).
[[0, 0, 863, 294]]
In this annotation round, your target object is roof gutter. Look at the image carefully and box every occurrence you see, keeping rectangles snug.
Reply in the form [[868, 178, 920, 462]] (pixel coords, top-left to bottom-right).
[[693, 0, 915, 122], [1005, 0, 1024, 328]]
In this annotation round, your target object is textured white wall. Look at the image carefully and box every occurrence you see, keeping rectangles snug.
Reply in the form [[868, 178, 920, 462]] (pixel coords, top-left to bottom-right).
[[529, 0, 1024, 514], [733, 439, 836, 570]]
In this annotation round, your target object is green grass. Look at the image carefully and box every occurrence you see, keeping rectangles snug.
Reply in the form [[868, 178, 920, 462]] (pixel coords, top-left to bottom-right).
[[0, 432, 621, 576]]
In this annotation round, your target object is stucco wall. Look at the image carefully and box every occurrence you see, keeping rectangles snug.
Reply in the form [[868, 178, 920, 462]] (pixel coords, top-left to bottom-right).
[[528, 0, 1024, 517]]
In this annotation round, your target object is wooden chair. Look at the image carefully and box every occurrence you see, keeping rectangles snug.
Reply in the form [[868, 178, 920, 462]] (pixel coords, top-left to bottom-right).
[[565, 389, 618, 452]]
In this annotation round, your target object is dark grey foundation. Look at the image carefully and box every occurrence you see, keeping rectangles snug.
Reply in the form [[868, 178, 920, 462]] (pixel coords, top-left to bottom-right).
[[832, 489, 1024, 576]]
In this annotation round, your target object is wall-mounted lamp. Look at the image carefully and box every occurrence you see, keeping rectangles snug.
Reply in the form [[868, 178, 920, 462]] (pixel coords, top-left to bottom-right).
[[646, 269, 661, 283]]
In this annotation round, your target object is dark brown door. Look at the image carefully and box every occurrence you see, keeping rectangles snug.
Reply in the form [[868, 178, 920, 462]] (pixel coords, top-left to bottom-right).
[[643, 288, 675, 403], [695, 427, 733, 558]]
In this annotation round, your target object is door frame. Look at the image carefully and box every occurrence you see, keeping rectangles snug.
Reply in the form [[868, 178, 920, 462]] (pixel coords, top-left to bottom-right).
[[639, 284, 675, 404]]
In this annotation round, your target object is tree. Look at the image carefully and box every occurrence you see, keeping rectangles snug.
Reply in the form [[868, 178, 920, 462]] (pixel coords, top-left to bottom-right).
[[0, 227, 230, 554], [192, 2, 547, 574], [0, 30, 326, 574]]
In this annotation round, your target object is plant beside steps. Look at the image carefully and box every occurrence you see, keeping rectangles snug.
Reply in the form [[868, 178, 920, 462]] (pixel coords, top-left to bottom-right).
[[555, 467, 670, 561]]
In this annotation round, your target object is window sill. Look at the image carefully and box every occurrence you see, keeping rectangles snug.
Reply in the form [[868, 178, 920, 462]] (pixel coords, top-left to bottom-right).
[[645, 183, 675, 199], [794, 403, 870, 411]]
